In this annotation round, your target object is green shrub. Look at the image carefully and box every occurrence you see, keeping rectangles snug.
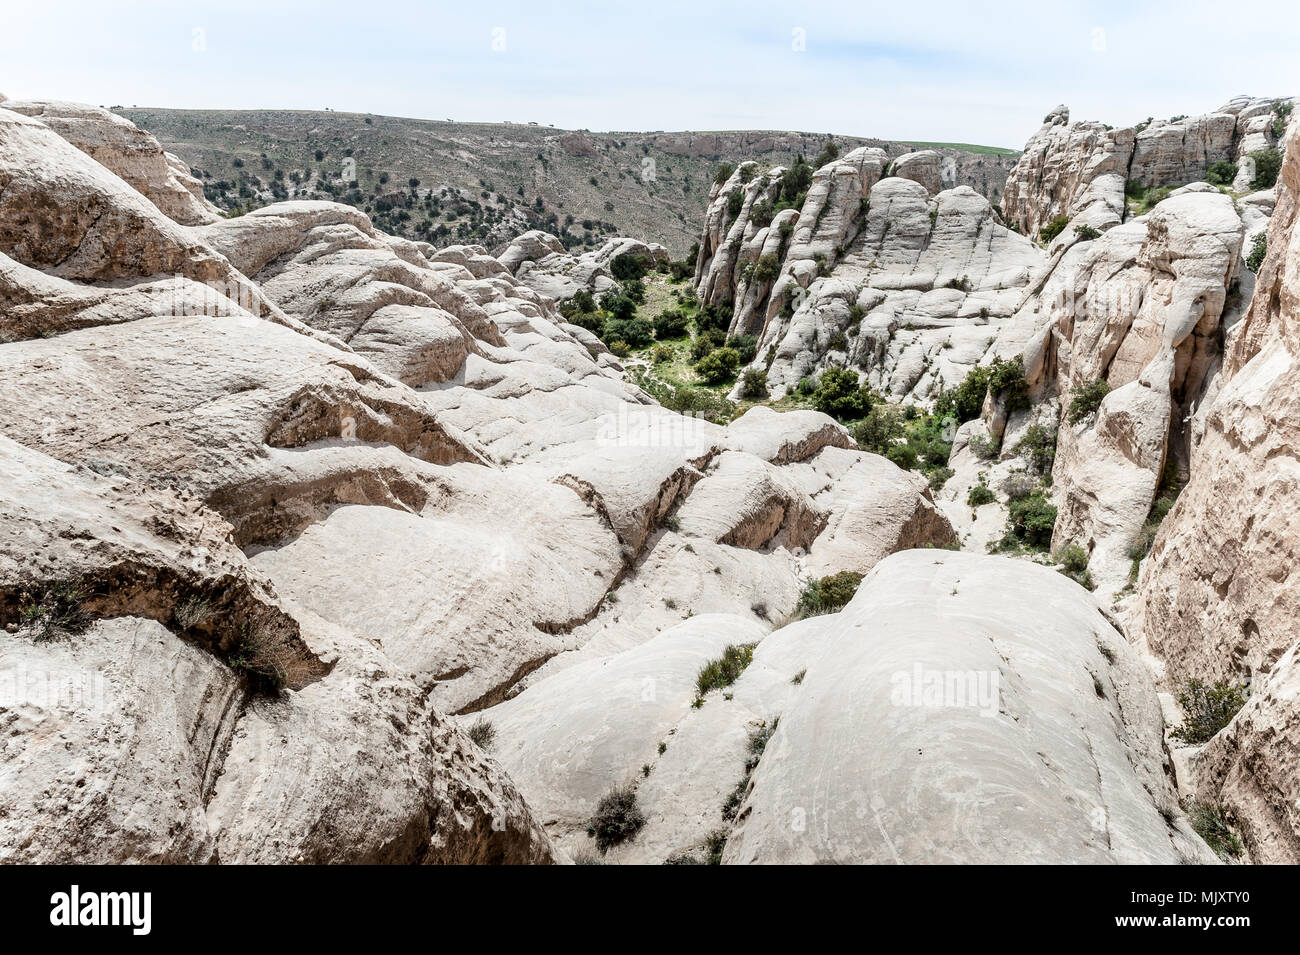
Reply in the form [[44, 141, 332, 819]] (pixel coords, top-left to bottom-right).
[[607, 340, 630, 358], [696, 346, 741, 384], [599, 289, 637, 321], [753, 252, 781, 283], [726, 189, 744, 219], [885, 443, 918, 470], [967, 483, 996, 506], [696, 644, 756, 697], [750, 199, 774, 229], [796, 375, 816, 396], [1170, 678, 1248, 745], [1185, 800, 1243, 860], [968, 433, 996, 460], [1246, 232, 1267, 272], [610, 252, 651, 281], [813, 139, 840, 168], [828, 330, 848, 352], [587, 784, 646, 853], [1057, 543, 1089, 574], [928, 466, 955, 490], [796, 571, 864, 618], [1073, 224, 1101, 241], [722, 719, 779, 822], [1040, 214, 1070, 243], [17, 580, 89, 642], [651, 344, 674, 364], [1249, 148, 1282, 189], [725, 334, 758, 364], [601, 316, 653, 349], [850, 405, 904, 456], [934, 365, 991, 423], [713, 162, 735, 185], [1002, 492, 1057, 550], [812, 366, 874, 421], [1206, 159, 1238, 186], [987, 355, 1030, 411], [740, 368, 768, 399], [1068, 378, 1111, 424], [694, 302, 733, 333], [1015, 422, 1057, 477], [690, 327, 724, 360], [653, 309, 690, 340]]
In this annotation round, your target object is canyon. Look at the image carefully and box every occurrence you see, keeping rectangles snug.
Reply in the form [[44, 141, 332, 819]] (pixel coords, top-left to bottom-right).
[[1, 89, 1296, 864]]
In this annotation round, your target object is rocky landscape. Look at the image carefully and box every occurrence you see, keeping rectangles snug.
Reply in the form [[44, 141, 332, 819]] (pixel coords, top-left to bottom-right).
[[1, 87, 1297, 865], [116, 106, 1019, 256]]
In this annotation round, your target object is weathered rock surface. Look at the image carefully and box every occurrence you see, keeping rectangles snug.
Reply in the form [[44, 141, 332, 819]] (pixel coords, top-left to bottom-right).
[[2, 99, 221, 226], [1131, 127, 1300, 863], [0, 101, 956, 863], [723, 551, 1214, 864], [487, 550, 1214, 863], [500, 231, 668, 300]]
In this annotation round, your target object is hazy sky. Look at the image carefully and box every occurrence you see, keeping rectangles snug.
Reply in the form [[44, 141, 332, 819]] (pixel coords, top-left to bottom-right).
[[4, 0, 1299, 148]]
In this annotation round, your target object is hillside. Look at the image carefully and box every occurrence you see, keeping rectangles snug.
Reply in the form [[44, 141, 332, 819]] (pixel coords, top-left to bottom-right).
[[118, 107, 1019, 256]]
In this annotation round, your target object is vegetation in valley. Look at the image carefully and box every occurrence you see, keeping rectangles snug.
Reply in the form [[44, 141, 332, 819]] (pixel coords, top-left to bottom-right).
[[1170, 678, 1249, 745]]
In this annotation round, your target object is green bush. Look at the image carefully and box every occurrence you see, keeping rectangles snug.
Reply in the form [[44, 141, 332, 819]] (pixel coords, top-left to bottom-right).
[[928, 466, 954, 490], [813, 139, 840, 168], [696, 644, 756, 697], [1015, 422, 1057, 477], [967, 483, 996, 506], [1057, 543, 1089, 574], [740, 368, 768, 399], [884, 443, 916, 469], [17, 580, 89, 642], [987, 355, 1030, 411], [812, 366, 874, 421], [725, 334, 758, 363], [828, 330, 848, 352], [610, 252, 651, 281], [850, 405, 904, 455], [1073, 224, 1101, 241], [1246, 232, 1267, 272], [726, 189, 744, 219], [795, 571, 864, 618], [1170, 678, 1248, 745], [653, 309, 690, 340], [1185, 801, 1243, 860], [694, 302, 733, 333], [1040, 214, 1070, 243], [696, 346, 741, 384], [934, 365, 991, 423], [599, 289, 638, 321], [713, 162, 735, 185], [753, 252, 781, 283], [587, 784, 646, 853], [601, 317, 653, 349], [1068, 378, 1111, 424], [1003, 492, 1057, 550], [608, 340, 630, 358], [1206, 160, 1238, 186], [1250, 148, 1282, 189]]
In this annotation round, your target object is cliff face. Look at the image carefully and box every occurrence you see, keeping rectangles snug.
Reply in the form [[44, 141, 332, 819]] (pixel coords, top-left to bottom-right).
[[1002, 97, 1291, 240], [1131, 128, 1300, 864], [0, 100, 965, 863], [692, 150, 1045, 404]]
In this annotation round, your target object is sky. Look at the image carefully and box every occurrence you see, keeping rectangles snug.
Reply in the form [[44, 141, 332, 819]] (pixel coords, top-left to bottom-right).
[[4, 0, 1300, 149]]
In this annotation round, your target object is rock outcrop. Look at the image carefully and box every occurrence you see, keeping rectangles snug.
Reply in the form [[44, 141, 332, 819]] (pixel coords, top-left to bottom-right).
[[0, 101, 955, 863], [1130, 126, 1300, 864], [486, 551, 1215, 864], [500, 231, 668, 300]]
